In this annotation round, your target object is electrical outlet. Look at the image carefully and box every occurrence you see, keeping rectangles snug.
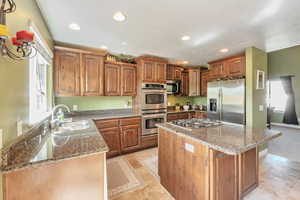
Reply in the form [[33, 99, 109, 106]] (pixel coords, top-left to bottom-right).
[[73, 105, 78, 111], [0, 129, 3, 149], [17, 120, 23, 136], [259, 105, 264, 112], [185, 143, 194, 153]]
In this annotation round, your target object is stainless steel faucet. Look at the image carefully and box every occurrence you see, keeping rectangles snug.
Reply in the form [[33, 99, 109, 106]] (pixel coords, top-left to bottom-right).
[[51, 104, 71, 121]]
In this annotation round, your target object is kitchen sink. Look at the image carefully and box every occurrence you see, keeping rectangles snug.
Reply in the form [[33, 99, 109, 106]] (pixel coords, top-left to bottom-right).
[[52, 120, 90, 134]]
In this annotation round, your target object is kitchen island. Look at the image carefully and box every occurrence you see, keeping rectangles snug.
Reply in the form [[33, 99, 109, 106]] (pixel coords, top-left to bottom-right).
[[157, 120, 282, 200]]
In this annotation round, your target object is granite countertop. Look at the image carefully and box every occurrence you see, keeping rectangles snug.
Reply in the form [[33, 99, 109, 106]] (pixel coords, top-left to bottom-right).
[[0, 109, 141, 173], [167, 109, 207, 114], [156, 123, 282, 155]]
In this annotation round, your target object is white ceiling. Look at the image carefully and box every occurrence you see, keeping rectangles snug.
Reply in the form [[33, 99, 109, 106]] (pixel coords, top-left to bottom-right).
[[36, 0, 300, 65]]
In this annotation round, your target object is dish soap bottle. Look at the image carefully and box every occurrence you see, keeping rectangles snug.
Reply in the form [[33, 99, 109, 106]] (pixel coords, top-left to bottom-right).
[[56, 108, 64, 122]]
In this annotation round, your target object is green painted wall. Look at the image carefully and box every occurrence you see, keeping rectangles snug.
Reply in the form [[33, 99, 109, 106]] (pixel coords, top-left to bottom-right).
[[268, 45, 300, 123], [245, 47, 268, 128], [167, 95, 207, 106], [0, 0, 53, 145], [55, 96, 133, 111]]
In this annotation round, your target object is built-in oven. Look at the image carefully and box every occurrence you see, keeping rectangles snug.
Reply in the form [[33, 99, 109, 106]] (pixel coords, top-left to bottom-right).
[[142, 110, 167, 136], [141, 83, 167, 110], [166, 80, 181, 95]]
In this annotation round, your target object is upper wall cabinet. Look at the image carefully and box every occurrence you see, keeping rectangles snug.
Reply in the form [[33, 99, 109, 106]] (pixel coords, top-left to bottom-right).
[[104, 62, 137, 96], [200, 70, 209, 97], [188, 69, 201, 96], [136, 56, 168, 83], [105, 63, 122, 96], [208, 53, 246, 80], [167, 64, 183, 80], [55, 50, 81, 96], [81, 54, 104, 96]]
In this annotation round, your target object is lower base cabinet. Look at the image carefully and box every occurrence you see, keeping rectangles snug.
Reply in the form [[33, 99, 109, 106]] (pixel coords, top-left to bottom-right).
[[95, 117, 142, 158], [158, 128, 258, 200], [141, 135, 158, 148], [167, 111, 207, 122]]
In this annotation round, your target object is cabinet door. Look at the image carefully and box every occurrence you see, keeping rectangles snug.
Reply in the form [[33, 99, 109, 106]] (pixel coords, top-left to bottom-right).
[[55, 51, 80, 96], [189, 69, 200, 96], [201, 71, 209, 97], [121, 65, 137, 96], [166, 65, 175, 80], [121, 125, 141, 152], [210, 150, 239, 200], [210, 62, 224, 80], [174, 67, 182, 80], [226, 56, 245, 78], [105, 63, 121, 96], [181, 72, 189, 96], [143, 61, 156, 82], [156, 63, 166, 82], [167, 114, 179, 122], [239, 148, 258, 197], [101, 127, 121, 157], [81, 54, 104, 96]]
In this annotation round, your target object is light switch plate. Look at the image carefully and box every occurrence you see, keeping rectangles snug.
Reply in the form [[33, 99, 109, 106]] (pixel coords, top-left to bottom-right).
[[73, 105, 78, 111], [259, 105, 264, 112], [185, 143, 194, 153], [17, 120, 23, 136]]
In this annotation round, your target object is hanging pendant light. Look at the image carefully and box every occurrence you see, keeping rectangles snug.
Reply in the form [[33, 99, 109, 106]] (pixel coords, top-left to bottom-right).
[[0, 0, 36, 60]]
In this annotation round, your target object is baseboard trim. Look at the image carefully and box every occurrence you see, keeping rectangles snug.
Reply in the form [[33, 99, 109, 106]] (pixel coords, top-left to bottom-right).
[[271, 122, 300, 129], [259, 149, 268, 158]]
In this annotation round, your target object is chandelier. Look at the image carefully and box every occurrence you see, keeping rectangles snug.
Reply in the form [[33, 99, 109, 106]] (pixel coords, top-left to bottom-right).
[[0, 0, 36, 60]]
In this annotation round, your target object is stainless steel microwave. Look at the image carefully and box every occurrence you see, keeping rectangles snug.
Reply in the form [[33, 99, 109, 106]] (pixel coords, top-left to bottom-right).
[[166, 80, 181, 95]]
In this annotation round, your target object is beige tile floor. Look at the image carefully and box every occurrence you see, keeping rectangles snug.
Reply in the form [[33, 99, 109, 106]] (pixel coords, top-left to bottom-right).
[[112, 148, 300, 200]]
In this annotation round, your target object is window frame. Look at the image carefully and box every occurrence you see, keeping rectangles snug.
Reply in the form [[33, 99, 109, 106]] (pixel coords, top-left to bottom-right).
[[268, 79, 287, 113]]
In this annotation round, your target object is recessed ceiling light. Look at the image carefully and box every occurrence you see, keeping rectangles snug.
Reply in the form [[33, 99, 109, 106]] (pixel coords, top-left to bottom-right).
[[121, 42, 127, 45], [182, 61, 189, 64], [100, 45, 108, 50], [181, 35, 191, 41], [113, 11, 127, 22], [220, 48, 229, 53], [68, 23, 80, 31]]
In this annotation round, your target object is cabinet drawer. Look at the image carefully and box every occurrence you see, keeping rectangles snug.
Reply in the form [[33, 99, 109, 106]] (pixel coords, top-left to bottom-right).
[[141, 135, 158, 148], [120, 117, 141, 126], [94, 119, 119, 129]]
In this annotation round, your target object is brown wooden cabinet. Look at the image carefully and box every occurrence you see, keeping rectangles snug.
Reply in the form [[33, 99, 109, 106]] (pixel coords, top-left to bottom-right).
[[95, 117, 142, 158], [54, 50, 81, 96], [239, 148, 258, 198], [81, 54, 104, 96], [181, 71, 189, 96], [167, 64, 182, 80], [105, 63, 121, 96], [225, 56, 245, 78], [188, 69, 201, 96], [174, 67, 182, 80], [209, 150, 239, 200], [208, 53, 246, 80], [54, 46, 107, 97], [156, 63, 167, 82], [121, 125, 141, 152], [136, 56, 168, 83], [201, 70, 209, 97], [105, 62, 137, 96], [121, 64, 137, 96], [101, 127, 121, 157], [143, 61, 156, 82]]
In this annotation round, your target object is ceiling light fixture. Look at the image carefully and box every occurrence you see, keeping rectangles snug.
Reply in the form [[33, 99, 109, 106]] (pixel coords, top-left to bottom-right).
[[181, 35, 191, 41], [0, 0, 36, 60], [113, 12, 127, 22], [69, 23, 80, 31], [182, 61, 189, 64], [100, 45, 107, 50], [121, 42, 127, 45], [220, 48, 229, 53]]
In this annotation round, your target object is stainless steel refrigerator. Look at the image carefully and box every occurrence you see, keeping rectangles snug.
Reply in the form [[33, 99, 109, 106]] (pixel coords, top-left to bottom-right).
[[207, 78, 245, 124]]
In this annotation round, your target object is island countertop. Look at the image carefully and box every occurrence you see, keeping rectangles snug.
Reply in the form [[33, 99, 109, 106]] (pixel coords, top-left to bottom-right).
[[0, 109, 141, 173], [156, 123, 282, 155]]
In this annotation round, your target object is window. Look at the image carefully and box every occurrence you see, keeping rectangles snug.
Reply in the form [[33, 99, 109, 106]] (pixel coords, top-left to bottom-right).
[[29, 23, 53, 124], [268, 80, 287, 112]]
